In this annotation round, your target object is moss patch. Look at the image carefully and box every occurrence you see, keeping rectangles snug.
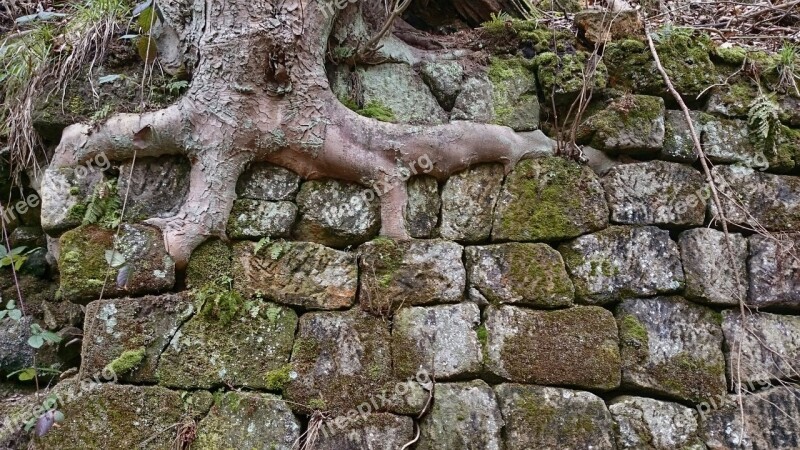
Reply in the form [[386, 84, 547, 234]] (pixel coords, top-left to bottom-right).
[[264, 364, 294, 392], [535, 51, 608, 105], [493, 158, 608, 242], [186, 239, 233, 290], [104, 347, 146, 376], [604, 33, 718, 100]]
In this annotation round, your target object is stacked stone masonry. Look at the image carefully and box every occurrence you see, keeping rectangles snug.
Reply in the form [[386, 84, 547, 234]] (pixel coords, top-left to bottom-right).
[[4, 15, 800, 450]]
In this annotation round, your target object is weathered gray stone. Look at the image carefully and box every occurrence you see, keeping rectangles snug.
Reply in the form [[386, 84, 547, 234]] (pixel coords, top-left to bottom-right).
[[580, 95, 666, 155], [574, 9, 642, 45], [701, 386, 800, 450], [492, 157, 609, 242], [315, 413, 414, 450], [226, 199, 296, 239], [485, 305, 621, 391], [405, 175, 440, 238], [679, 228, 748, 305], [285, 310, 394, 415], [603, 161, 707, 226], [496, 384, 616, 450], [609, 396, 704, 450], [236, 163, 301, 201], [294, 179, 380, 247], [747, 233, 800, 309], [420, 61, 464, 111], [712, 165, 800, 231], [450, 74, 494, 123], [465, 243, 574, 308], [661, 110, 702, 162], [0, 317, 60, 377], [31, 381, 212, 450], [9, 226, 46, 248], [233, 240, 357, 310], [487, 57, 539, 131], [417, 380, 503, 450], [157, 302, 297, 389], [702, 117, 765, 165], [779, 94, 800, 127], [440, 164, 504, 242], [355, 63, 447, 124], [560, 226, 685, 304], [117, 156, 190, 220], [193, 392, 301, 450], [58, 224, 175, 303], [392, 303, 482, 380], [81, 294, 193, 383], [722, 310, 800, 385], [40, 167, 104, 235], [616, 297, 726, 403], [358, 239, 464, 316], [705, 82, 753, 118]]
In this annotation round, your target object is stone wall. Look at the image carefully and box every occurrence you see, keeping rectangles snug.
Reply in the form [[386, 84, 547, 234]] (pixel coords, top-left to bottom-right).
[[3, 12, 800, 450]]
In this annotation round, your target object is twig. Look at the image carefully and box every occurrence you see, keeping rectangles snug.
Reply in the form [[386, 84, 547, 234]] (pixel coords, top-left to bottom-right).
[[644, 17, 750, 440], [357, 0, 413, 60]]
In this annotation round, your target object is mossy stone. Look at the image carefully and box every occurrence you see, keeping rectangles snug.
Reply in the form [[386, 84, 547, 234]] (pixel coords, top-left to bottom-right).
[[492, 157, 609, 242]]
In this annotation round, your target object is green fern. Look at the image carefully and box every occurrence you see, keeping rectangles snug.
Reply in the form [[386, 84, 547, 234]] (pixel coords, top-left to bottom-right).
[[83, 179, 122, 229], [748, 92, 781, 155]]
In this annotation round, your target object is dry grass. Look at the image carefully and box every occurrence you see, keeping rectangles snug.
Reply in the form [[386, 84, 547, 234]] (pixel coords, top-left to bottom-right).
[[0, 0, 129, 178]]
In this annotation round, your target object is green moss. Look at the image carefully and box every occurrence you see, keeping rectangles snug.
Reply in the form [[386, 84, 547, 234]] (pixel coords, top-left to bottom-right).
[[308, 398, 327, 410], [619, 314, 649, 348], [518, 396, 556, 433], [264, 364, 293, 392], [356, 101, 395, 122], [535, 52, 608, 104], [713, 46, 748, 66], [105, 347, 146, 376], [499, 306, 620, 390], [604, 34, 718, 98], [650, 352, 726, 403], [196, 282, 245, 326], [58, 225, 117, 302], [360, 238, 405, 314], [186, 239, 233, 289], [496, 158, 606, 242], [519, 29, 575, 54]]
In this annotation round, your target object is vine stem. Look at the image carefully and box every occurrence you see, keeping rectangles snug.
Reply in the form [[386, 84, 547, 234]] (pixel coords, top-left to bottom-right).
[[643, 17, 749, 438]]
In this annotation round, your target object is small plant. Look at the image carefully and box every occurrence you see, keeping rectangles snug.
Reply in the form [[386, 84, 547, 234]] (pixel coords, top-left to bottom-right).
[[0, 246, 33, 270], [748, 92, 781, 155], [0, 299, 23, 321], [27, 323, 62, 349], [770, 42, 800, 96], [196, 276, 244, 326], [82, 179, 122, 228], [254, 237, 288, 260], [7, 365, 62, 382], [165, 79, 189, 95]]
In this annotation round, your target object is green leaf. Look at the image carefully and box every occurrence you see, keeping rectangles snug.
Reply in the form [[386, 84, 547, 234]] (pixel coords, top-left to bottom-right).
[[9, 247, 26, 255], [9, 309, 22, 321], [28, 335, 44, 349], [105, 250, 126, 268], [18, 368, 37, 381], [0, 311, 6, 319], [39, 331, 62, 344], [6, 300, 15, 309], [13, 257, 25, 270]]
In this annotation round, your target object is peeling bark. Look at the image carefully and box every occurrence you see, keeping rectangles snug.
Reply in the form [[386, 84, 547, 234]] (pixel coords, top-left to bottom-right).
[[51, 0, 555, 268]]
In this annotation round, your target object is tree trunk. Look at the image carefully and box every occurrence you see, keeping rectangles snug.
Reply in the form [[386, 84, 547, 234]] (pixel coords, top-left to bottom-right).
[[51, 0, 555, 268]]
